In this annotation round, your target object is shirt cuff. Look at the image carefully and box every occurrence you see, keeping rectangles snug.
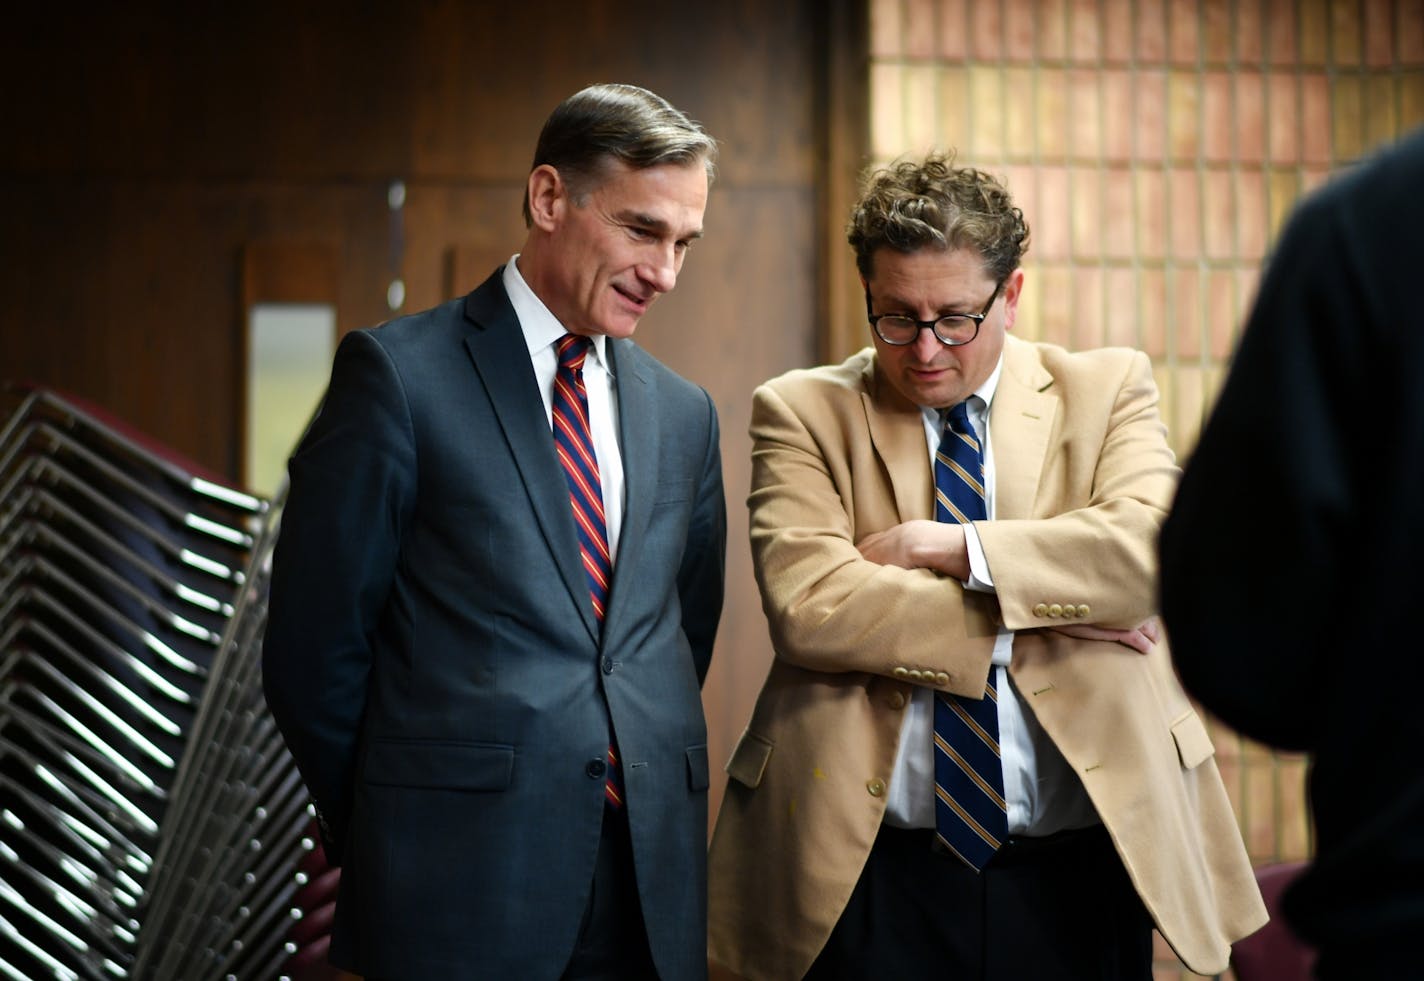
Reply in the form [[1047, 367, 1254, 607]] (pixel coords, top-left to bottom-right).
[[963, 521, 995, 592]]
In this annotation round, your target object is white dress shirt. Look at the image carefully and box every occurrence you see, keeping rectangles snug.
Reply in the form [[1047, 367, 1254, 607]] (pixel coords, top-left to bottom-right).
[[882, 356, 1100, 837], [503, 257, 625, 559]]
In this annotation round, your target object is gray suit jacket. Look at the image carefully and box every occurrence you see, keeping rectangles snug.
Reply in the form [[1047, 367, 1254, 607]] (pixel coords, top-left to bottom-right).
[[263, 269, 726, 980]]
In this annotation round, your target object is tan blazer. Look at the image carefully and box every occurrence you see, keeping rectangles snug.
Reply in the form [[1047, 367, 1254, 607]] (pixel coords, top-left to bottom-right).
[[707, 337, 1266, 980]]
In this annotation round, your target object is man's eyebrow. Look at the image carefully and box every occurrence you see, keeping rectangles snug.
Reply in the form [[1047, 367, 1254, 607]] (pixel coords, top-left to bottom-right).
[[618, 210, 704, 240]]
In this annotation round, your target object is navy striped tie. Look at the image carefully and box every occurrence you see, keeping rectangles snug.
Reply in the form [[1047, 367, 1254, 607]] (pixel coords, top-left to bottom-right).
[[932, 400, 1006, 870], [552, 334, 622, 808]]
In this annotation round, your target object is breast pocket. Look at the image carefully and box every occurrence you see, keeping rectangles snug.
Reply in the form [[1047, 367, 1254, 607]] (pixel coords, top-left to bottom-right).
[[629, 478, 697, 570], [652, 478, 693, 510]]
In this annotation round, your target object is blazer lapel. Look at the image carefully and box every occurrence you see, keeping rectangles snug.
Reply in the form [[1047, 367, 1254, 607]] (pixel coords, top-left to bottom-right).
[[861, 354, 935, 522], [461, 277, 600, 643], [988, 336, 1058, 521], [601, 339, 655, 645]]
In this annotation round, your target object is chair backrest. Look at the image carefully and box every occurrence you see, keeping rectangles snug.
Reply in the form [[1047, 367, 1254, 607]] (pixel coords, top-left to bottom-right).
[[1230, 860, 1317, 981]]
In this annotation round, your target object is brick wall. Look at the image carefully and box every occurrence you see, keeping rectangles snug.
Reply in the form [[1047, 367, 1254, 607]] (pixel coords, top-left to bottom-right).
[[865, 0, 1424, 977]]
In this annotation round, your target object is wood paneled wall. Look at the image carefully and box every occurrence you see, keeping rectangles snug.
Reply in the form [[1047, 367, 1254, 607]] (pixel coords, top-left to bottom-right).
[[0, 3, 869, 826]]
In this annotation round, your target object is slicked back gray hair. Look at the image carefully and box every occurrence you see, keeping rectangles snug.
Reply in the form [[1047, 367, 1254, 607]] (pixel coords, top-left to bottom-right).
[[522, 83, 718, 227]]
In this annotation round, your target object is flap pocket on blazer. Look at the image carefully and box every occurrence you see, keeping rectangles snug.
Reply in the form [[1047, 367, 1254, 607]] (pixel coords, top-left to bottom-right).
[[686, 744, 710, 790], [725, 730, 774, 789], [364, 739, 514, 791], [1170, 711, 1215, 770]]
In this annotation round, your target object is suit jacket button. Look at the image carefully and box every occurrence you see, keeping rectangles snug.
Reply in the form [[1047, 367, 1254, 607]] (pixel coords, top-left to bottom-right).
[[887, 691, 907, 710], [866, 779, 885, 798], [1033, 603, 1048, 617], [893, 667, 909, 679], [1063, 601, 1077, 616], [602, 656, 615, 674], [586, 759, 606, 779], [1076, 604, 1091, 618], [935, 672, 950, 686], [908, 669, 923, 681], [1048, 604, 1063, 618]]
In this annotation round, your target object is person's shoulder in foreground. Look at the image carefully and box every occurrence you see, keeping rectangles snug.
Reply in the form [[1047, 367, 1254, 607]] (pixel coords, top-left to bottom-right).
[[1160, 127, 1424, 980]]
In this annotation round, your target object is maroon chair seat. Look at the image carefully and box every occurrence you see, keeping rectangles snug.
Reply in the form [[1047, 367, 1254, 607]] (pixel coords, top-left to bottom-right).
[[1231, 861, 1316, 981]]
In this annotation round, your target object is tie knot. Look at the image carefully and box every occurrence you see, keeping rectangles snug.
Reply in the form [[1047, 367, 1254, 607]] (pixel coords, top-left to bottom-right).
[[556, 334, 591, 371], [946, 400, 975, 438]]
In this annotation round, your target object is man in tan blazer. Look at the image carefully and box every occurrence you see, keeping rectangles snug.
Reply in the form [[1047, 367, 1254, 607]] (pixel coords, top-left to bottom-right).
[[707, 154, 1265, 980]]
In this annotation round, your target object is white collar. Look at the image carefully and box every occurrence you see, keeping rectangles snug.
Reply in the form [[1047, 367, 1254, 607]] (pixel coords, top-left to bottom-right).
[[503, 255, 613, 374]]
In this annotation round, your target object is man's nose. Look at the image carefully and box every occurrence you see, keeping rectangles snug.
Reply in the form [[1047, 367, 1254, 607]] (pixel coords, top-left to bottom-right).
[[912, 325, 943, 361], [641, 245, 678, 294]]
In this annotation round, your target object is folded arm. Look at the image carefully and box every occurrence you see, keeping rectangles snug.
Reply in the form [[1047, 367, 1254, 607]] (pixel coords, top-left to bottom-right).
[[748, 384, 998, 695], [858, 518, 1160, 653], [973, 350, 1179, 633]]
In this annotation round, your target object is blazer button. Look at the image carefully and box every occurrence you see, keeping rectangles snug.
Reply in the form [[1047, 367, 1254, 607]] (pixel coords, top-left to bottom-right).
[[1076, 604, 1091, 618], [1048, 603, 1063, 618], [866, 779, 885, 798], [585, 759, 606, 779], [1063, 601, 1077, 617], [935, 672, 950, 686], [886, 691, 907, 710], [602, 656, 615, 674], [908, 669, 923, 681], [1033, 603, 1048, 617]]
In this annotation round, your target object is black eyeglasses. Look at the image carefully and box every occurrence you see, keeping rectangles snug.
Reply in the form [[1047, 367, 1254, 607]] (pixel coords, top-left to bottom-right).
[[866, 278, 1005, 347]]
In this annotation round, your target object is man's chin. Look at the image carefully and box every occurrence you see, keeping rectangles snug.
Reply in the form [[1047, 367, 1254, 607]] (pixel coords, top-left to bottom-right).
[[572, 315, 641, 339], [602, 320, 641, 339]]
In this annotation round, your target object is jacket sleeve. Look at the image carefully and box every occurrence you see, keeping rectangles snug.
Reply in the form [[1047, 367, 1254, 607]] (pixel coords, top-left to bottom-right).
[[262, 329, 416, 861], [975, 350, 1180, 632], [677, 387, 726, 687], [747, 381, 999, 697]]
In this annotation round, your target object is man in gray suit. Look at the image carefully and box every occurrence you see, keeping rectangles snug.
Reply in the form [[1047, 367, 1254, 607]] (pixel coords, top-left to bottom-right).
[[262, 83, 726, 980]]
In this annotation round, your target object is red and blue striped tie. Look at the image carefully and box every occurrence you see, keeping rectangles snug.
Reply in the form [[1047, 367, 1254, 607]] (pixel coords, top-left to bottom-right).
[[932, 400, 1006, 870], [552, 334, 622, 808]]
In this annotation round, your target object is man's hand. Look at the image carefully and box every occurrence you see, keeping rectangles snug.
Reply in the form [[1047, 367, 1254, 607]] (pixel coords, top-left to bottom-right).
[[1049, 616, 1161, 655], [857, 519, 971, 580]]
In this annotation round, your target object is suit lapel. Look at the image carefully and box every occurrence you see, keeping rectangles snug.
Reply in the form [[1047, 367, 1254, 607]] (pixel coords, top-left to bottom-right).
[[602, 340, 654, 645], [988, 336, 1057, 521], [461, 277, 600, 643], [861, 354, 935, 521]]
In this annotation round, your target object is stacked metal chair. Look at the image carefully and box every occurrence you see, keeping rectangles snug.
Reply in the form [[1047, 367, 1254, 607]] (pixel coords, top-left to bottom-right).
[[0, 386, 334, 980]]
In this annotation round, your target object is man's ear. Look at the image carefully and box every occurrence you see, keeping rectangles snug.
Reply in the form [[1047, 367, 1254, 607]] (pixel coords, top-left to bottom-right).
[[526, 164, 565, 232], [1001, 268, 1026, 332]]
